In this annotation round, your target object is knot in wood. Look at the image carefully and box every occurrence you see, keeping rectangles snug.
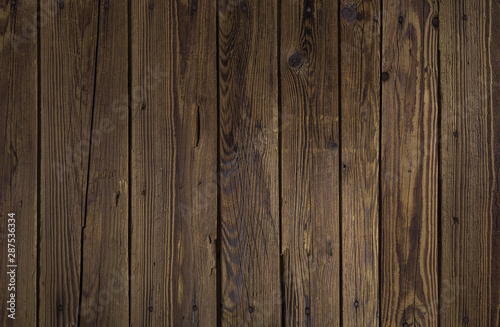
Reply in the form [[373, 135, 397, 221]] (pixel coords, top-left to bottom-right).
[[342, 6, 357, 22]]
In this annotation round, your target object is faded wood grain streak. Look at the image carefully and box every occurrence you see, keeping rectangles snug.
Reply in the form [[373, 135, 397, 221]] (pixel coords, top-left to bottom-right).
[[0, 0, 37, 326], [130, 0, 218, 325], [340, 1, 380, 326], [440, 0, 495, 325], [380, 0, 439, 326], [218, 0, 281, 325], [79, 1, 129, 326], [281, 0, 340, 325], [39, 0, 100, 325]]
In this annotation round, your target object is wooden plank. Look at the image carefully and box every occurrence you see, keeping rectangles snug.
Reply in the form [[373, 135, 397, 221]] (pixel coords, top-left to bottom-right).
[[339, 1, 380, 325], [130, 0, 218, 325], [39, 0, 99, 325], [491, 1, 500, 325], [78, 1, 129, 326], [218, 0, 280, 325], [380, 1, 439, 326], [0, 0, 37, 325], [440, 0, 495, 325], [280, 0, 340, 325]]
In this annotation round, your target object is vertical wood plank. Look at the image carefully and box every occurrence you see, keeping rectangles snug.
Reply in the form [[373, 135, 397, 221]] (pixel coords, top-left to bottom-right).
[[39, 0, 99, 325], [339, 1, 380, 325], [440, 0, 495, 325], [380, 0, 439, 326], [491, 1, 500, 325], [218, 0, 280, 325], [130, 0, 218, 325], [280, 0, 340, 325], [0, 0, 37, 325], [78, 1, 129, 325]]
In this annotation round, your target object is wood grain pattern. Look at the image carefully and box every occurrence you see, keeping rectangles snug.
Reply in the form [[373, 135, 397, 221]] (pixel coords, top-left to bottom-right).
[[280, 1, 340, 325], [440, 0, 495, 325], [39, 0, 100, 325], [218, 0, 280, 325], [0, 0, 37, 325], [339, 1, 380, 325], [492, 0, 500, 325], [380, 0, 439, 326], [130, 0, 218, 325], [78, 1, 129, 326]]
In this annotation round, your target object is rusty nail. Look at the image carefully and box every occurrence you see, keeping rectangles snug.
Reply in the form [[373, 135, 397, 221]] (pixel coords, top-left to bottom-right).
[[463, 317, 469, 323], [305, 307, 311, 315], [148, 306, 154, 312], [354, 300, 359, 308], [59, 1, 64, 9], [191, 3, 197, 11], [193, 305, 198, 312], [381, 72, 390, 81], [149, 3, 154, 10], [462, 15, 467, 21], [432, 17, 439, 27], [288, 53, 303, 69], [57, 304, 63, 312], [248, 306, 254, 313], [342, 7, 356, 22], [398, 16, 404, 24]]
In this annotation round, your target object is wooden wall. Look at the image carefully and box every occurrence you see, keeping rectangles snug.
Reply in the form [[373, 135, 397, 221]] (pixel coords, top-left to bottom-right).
[[0, 0, 498, 326]]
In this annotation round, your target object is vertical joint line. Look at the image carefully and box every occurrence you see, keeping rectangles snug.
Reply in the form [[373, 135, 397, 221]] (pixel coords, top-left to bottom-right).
[[215, 1, 222, 326], [277, 0, 284, 325], [36, 0, 41, 325], [337, 1, 343, 326], [378, 0, 383, 323], [127, 0, 132, 326]]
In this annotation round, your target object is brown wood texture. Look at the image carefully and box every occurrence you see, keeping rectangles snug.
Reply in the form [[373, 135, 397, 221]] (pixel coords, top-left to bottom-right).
[[339, 1, 381, 325], [0, 0, 37, 326], [440, 0, 496, 325], [380, 0, 439, 326], [218, 0, 280, 325], [280, 1, 340, 326], [130, 0, 218, 326], [1, 1, 500, 326]]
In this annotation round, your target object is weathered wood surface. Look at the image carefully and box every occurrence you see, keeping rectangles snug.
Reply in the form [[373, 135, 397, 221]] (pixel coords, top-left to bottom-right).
[[280, 0, 340, 326], [0, 1, 498, 326], [340, 1, 381, 325], [440, 0, 497, 325], [0, 0, 37, 326], [380, 0, 439, 326], [130, 0, 218, 326]]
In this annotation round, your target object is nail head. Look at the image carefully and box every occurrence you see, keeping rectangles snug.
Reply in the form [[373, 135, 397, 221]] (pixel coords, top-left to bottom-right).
[[193, 305, 198, 311], [57, 304, 63, 312], [305, 307, 311, 315], [399, 16, 404, 24], [148, 306, 154, 312], [149, 3, 154, 10], [241, 4, 247, 11], [432, 17, 439, 27], [191, 3, 197, 11], [306, 6, 312, 13], [248, 306, 254, 313], [463, 317, 469, 323], [462, 15, 467, 21], [354, 300, 359, 308]]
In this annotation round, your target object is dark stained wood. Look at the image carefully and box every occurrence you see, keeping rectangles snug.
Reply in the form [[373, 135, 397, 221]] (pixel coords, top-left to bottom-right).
[[78, 1, 129, 326], [0, 0, 37, 325], [130, 0, 218, 325], [39, 0, 100, 325], [218, 0, 280, 325], [280, 0, 340, 325], [339, 1, 380, 325], [491, 1, 500, 325], [440, 0, 495, 325], [380, 0, 439, 326]]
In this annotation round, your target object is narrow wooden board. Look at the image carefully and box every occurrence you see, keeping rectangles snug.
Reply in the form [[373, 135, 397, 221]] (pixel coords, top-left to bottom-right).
[[78, 1, 129, 326], [218, 0, 281, 325], [280, 1, 340, 325], [130, 0, 218, 325], [380, 0, 439, 326], [440, 0, 495, 325], [0, 0, 37, 325], [491, 1, 500, 325], [39, 0, 100, 325], [339, 1, 380, 325]]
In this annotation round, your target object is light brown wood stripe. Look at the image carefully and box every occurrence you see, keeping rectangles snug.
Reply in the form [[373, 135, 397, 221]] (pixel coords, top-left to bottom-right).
[[130, 0, 218, 325], [440, 0, 495, 325], [280, 0, 341, 325], [380, 0, 439, 326]]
